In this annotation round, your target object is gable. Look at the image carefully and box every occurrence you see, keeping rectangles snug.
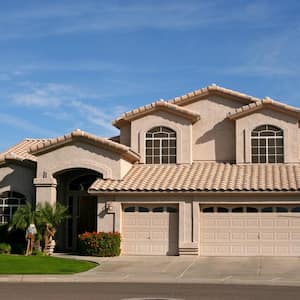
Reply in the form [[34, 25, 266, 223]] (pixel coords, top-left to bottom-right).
[[228, 98, 300, 121], [113, 99, 200, 129], [30, 129, 139, 163]]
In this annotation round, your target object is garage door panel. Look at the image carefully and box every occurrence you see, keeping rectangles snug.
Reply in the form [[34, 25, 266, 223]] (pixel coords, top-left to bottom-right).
[[200, 206, 300, 256], [122, 205, 178, 256]]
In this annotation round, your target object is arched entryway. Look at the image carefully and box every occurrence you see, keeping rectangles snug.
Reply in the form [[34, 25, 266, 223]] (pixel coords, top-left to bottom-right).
[[54, 168, 102, 251]]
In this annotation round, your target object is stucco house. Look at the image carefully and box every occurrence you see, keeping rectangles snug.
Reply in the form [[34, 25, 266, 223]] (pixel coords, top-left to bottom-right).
[[1, 84, 300, 256]]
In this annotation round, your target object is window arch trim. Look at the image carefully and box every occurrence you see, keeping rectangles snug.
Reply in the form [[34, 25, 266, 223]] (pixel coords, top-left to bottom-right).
[[145, 126, 177, 164], [251, 124, 284, 163]]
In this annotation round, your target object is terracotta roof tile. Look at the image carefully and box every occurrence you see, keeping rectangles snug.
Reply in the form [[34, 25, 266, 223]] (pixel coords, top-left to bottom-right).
[[29, 129, 140, 163], [168, 84, 260, 106], [228, 97, 300, 120], [90, 163, 300, 193], [113, 99, 200, 128], [0, 139, 49, 164]]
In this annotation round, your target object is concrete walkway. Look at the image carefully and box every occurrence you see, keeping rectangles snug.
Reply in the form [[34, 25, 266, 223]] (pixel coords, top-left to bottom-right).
[[2, 254, 300, 286]]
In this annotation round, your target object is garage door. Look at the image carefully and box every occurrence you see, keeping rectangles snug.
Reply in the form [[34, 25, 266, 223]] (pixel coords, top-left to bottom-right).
[[122, 205, 179, 255], [200, 206, 300, 256]]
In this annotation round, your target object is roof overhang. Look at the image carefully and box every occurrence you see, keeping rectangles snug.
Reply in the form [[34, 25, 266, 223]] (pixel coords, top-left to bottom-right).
[[29, 129, 140, 163], [113, 100, 200, 129], [228, 98, 300, 120], [168, 84, 260, 107]]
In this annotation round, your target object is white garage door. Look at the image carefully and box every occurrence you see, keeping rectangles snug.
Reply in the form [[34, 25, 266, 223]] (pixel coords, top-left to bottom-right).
[[122, 205, 179, 255], [200, 206, 300, 256]]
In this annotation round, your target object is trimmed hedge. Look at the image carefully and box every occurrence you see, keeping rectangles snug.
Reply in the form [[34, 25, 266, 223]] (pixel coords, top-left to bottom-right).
[[78, 232, 121, 257]]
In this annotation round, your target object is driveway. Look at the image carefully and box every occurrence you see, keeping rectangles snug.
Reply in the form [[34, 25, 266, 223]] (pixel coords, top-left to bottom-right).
[[55, 255, 300, 286], [2, 255, 300, 286]]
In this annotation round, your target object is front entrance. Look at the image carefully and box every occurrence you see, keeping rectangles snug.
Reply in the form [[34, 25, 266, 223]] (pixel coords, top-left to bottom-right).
[[200, 205, 300, 256], [55, 169, 102, 251]]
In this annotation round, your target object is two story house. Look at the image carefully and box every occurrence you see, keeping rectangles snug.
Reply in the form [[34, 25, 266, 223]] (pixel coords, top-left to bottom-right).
[[1, 84, 300, 256]]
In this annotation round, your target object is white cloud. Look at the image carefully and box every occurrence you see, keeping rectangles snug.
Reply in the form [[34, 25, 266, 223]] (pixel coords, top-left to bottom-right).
[[0, 113, 58, 137], [0, 1, 283, 39], [10, 81, 122, 135]]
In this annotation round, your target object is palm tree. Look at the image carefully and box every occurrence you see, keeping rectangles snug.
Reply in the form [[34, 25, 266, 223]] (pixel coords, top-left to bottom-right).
[[9, 202, 37, 231], [36, 202, 68, 254], [9, 202, 41, 255]]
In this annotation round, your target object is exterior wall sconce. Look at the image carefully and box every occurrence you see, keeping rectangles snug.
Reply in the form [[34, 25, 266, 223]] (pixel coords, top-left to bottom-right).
[[106, 202, 113, 212]]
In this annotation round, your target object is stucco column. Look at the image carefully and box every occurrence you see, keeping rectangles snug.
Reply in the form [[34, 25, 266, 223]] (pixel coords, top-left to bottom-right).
[[178, 200, 199, 255], [34, 177, 57, 206]]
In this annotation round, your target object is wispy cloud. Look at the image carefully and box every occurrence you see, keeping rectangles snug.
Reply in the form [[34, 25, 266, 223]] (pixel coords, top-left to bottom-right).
[[9, 81, 123, 136], [0, 1, 284, 39], [0, 112, 58, 137]]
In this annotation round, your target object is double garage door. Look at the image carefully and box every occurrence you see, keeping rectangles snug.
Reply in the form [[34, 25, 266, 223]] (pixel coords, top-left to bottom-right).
[[200, 206, 300, 256], [122, 205, 179, 255]]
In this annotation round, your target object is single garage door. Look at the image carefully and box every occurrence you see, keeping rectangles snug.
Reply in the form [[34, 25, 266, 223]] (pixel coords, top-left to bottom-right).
[[200, 206, 300, 256], [122, 205, 179, 255]]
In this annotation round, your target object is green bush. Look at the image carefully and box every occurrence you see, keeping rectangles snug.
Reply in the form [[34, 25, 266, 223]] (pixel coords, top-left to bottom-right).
[[0, 243, 11, 254], [0, 225, 25, 254], [78, 232, 121, 257]]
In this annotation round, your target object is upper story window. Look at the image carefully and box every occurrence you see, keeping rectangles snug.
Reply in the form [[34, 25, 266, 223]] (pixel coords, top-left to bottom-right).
[[145, 126, 176, 164], [251, 125, 284, 163]]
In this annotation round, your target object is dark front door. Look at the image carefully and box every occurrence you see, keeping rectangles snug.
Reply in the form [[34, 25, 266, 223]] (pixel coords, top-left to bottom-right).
[[78, 196, 97, 234]]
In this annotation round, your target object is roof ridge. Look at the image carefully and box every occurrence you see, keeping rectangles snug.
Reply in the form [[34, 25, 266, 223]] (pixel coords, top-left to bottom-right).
[[167, 84, 261, 106]]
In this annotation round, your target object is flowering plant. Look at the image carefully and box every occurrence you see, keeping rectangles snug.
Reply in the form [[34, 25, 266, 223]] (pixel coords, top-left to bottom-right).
[[78, 231, 121, 257]]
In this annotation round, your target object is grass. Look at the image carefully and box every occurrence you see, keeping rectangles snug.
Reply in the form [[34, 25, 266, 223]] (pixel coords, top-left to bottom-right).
[[0, 255, 97, 274]]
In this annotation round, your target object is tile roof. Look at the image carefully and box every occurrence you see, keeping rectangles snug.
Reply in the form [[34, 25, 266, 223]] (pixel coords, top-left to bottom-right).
[[228, 97, 300, 120], [29, 129, 140, 163], [0, 138, 49, 164], [168, 84, 260, 106], [112, 99, 201, 128], [89, 162, 300, 193]]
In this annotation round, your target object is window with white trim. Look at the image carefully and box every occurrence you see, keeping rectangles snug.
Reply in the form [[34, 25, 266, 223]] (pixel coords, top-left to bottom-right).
[[145, 126, 176, 164], [251, 125, 284, 163], [0, 191, 26, 224]]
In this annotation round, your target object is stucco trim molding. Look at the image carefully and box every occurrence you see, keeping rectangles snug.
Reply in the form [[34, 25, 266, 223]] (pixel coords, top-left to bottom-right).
[[50, 160, 113, 179]]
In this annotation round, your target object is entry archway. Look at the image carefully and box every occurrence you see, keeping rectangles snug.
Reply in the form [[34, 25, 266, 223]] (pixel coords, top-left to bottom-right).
[[54, 168, 102, 251]]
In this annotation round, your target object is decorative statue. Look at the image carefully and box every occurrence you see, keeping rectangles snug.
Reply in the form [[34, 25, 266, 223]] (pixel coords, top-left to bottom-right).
[[25, 224, 37, 256], [44, 223, 56, 255]]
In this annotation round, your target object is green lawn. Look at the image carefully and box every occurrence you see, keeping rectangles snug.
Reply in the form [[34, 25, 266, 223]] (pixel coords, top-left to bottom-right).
[[0, 255, 97, 274]]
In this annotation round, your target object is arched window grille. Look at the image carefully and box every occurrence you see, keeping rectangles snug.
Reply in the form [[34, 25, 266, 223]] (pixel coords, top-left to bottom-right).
[[251, 125, 284, 163], [145, 126, 176, 164], [0, 191, 26, 224]]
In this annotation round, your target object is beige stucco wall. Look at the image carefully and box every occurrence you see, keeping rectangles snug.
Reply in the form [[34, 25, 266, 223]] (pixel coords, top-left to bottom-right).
[[120, 124, 131, 146], [35, 141, 132, 181], [235, 109, 299, 163], [0, 163, 35, 203], [184, 95, 243, 162], [130, 110, 193, 164]]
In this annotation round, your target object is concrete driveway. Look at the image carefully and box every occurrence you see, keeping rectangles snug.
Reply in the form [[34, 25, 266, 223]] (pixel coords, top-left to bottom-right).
[[56, 255, 300, 286], [2, 255, 300, 286]]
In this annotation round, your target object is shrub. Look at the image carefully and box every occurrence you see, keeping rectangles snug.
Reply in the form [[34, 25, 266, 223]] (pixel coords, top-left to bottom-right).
[[78, 232, 121, 257], [0, 243, 11, 254], [0, 225, 25, 254]]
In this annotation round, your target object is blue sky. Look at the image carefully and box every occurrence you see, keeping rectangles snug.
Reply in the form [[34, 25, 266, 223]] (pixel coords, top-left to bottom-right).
[[0, 0, 300, 151]]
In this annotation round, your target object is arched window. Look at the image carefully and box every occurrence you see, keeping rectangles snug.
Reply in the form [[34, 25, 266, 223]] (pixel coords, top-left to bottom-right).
[[0, 191, 26, 224], [145, 126, 176, 164], [251, 125, 284, 163]]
